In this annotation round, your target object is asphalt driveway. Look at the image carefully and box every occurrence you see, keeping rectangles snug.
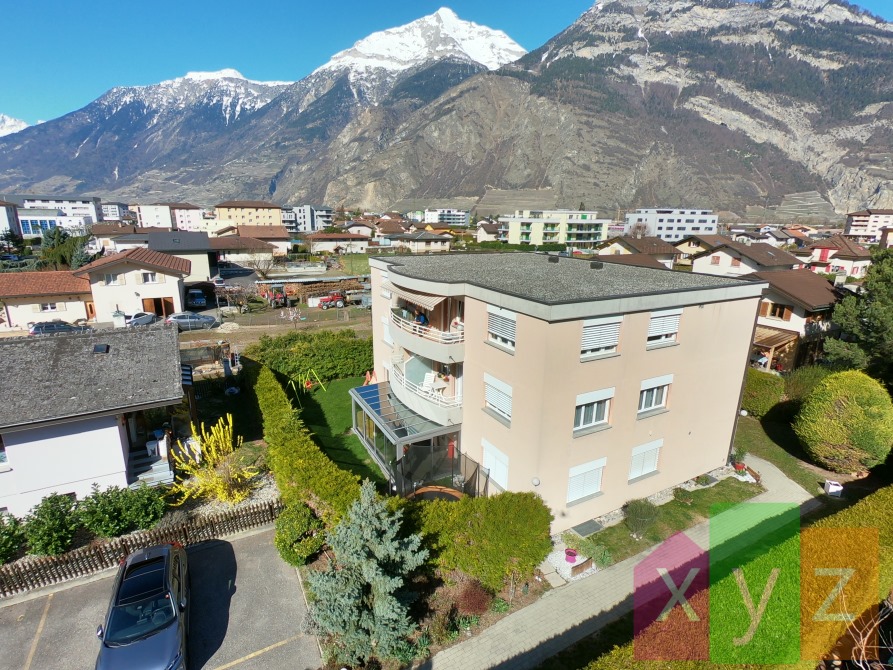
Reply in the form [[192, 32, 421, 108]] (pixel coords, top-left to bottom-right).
[[0, 529, 321, 670]]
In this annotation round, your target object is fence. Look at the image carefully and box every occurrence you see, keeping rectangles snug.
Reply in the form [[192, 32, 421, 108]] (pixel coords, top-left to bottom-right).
[[0, 499, 283, 599]]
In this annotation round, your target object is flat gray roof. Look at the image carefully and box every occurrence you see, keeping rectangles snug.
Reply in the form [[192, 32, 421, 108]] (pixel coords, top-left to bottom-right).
[[380, 253, 752, 305]]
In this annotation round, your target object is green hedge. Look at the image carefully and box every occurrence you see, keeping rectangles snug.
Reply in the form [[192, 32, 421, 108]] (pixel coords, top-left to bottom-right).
[[274, 503, 324, 566], [793, 370, 893, 473], [246, 330, 373, 384], [419, 492, 553, 592], [741, 368, 785, 417], [254, 365, 360, 525]]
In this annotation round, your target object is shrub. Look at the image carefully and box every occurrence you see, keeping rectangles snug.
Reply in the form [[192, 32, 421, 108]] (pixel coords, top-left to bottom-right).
[[673, 488, 694, 506], [0, 514, 25, 564], [624, 498, 658, 540], [793, 370, 893, 473], [455, 579, 493, 615], [246, 330, 373, 383], [741, 368, 785, 417], [784, 365, 831, 404], [78, 484, 166, 538], [25, 493, 79, 556], [421, 492, 553, 592], [255, 365, 360, 525], [491, 597, 510, 613], [561, 531, 614, 568], [274, 503, 324, 566], [170, 414, 256, 505]]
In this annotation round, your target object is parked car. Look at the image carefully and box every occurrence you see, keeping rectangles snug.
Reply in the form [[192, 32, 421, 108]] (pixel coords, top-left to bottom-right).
[[95, 543, 189, 670], [212, 277, 226, 287], [125, 312, 158, 327], [28, 320, 92, 336], [0, 253, 20, 262], [165, 312, 217, 331], [185, 289, 207, 309]]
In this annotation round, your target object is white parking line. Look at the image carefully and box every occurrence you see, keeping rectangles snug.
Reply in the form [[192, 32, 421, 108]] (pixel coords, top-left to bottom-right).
[[22, 593, 52, 670]]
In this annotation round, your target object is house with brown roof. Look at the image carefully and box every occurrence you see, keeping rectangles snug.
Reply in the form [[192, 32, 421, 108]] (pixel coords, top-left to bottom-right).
[[215, 200, 283, 227], [101, 229, 212, 283], [691, 241, 800, 276], [209, 235, 275, 264], [476, 223, 500, 243], [73, 248, 191, 322], [744, 269, 843, 372], [0, 271, 92, 332], [374, 220, 409, 237], [672, 234, 729, 266], [793, 235, 872, 279], [218, 225, 292, 256], [303, 232, 370, 254], [597, 236, 679, 269]]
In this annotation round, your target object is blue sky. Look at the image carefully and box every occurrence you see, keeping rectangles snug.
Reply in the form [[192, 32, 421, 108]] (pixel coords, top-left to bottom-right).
[[2, 0, 891, 125]]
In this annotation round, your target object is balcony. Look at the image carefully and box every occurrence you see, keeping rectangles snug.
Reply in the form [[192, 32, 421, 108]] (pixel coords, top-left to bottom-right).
[[390, 308, 465, 363], [389, 364, 463, 426]]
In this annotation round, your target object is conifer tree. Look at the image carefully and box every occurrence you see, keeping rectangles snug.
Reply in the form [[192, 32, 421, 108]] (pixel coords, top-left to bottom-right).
[[307, 480, 427, 665]]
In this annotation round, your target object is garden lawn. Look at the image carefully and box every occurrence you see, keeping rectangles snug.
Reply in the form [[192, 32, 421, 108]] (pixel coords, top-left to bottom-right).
[[296, 376, 386, 485], [341, 254, 370, 275], [588, 477, 762, 564], [734, 416, 822, 497]]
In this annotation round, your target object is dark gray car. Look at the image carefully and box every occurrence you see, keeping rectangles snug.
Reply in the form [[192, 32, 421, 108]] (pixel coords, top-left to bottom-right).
[[28, 320, 92, 336], [95, 543, 189, 670]]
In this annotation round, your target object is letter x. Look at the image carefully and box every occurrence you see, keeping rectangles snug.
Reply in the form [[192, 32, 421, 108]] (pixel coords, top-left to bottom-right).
[[656, 567, 701, 622]]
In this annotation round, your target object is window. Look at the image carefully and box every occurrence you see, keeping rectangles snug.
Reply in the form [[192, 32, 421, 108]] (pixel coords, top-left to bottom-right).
[[647, 308, 682, 346], [769, 303, 790, 320], [567, 457, 606, 503], [581, 316, 622, 359], [484, 373, 512, 422], [487, 305, 516, 350], [140, 271, 157, 283], [104, 272, 122, 286], [639, 374, 673, 413], [710, 255, 720, 265], [482, 439, 509, 490], [629, 439, 662, 480], [731, 258, 741, 268], [40, 303, 58, 312], [574, 388, 614, 431]]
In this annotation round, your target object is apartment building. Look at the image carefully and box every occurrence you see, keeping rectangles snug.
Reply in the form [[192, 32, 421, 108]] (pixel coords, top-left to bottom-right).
[[351, 253, 766, 532], [0, 194, 103, 224], [424, 208, 469, 227], [497, 210, 611, 250], [17, 208, 90, 236], [845, 209, 893, 244], [0, 200, 20, 236], [134, 203, 204, 231], [215, 200, 283, 227], [624, 208, 718, 242], [101, 202, 131, 220]]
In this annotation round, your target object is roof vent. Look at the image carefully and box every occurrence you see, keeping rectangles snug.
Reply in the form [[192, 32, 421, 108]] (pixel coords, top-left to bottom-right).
[[590, 261, 604, 270], [548, 255, 559, 263], [93, 344, 110, 354]]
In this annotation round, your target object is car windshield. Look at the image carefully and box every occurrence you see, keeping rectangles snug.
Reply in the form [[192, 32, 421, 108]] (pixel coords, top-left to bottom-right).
[[104, 593, 175, 645]]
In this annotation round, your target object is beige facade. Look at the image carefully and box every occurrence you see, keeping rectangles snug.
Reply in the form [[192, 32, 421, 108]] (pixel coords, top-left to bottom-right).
[[215, 201, 283, 227], [498, 210, 610, 249], [354, 254, 765, 532], [1, 294, 90, 331], [84, 264, 185, 322]]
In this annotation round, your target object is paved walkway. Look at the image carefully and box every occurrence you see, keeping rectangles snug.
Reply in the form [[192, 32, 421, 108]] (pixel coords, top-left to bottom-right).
[[421, 456, 819, 670]]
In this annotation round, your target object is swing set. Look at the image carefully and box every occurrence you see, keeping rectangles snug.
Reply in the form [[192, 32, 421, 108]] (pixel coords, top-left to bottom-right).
[[287, 369, 327, 409]]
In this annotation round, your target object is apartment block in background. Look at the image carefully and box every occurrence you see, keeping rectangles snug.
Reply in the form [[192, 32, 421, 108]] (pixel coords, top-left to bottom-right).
[[497, 210, 611, 250], [624, 208, 718, 242], [351, 253, 766, 532]]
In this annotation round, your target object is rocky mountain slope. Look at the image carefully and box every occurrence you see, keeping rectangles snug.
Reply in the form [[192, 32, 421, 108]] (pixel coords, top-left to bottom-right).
[[0, 1, 891, 215]]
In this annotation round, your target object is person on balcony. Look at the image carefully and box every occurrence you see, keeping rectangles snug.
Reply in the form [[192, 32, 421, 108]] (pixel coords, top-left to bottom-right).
[[413, 309, 429, 332]]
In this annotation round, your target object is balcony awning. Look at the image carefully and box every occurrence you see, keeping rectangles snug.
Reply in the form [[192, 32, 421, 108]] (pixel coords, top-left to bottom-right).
[[382, 281, 446, 311], [753, 325, 798, 349]]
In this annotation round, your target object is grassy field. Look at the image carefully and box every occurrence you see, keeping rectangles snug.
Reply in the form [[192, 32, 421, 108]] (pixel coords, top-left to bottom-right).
[[734, 415, 823, 497], [588, 477, 762, 565], [296, 376, 386, 485], [340, 254, 371, 275]]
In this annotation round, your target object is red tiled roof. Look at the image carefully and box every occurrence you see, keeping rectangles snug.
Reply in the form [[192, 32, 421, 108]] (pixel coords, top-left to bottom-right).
[[215, 200, 282, 209], [209, 236, 273, 251], [848, 209, 893, 216], [603, 236, 678, 255], [304, 232, 368, 240], [807, 234, 870, 258], [692, 241, 799, 267], [0, 271, 91, 299], [73, 248, 191, 276], [745, 269, 842, 311], [598, 253, 667, 270]]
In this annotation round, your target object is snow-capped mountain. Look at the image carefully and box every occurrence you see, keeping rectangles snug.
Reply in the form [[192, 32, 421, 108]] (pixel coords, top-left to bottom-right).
[[0, 114, 27, 138]]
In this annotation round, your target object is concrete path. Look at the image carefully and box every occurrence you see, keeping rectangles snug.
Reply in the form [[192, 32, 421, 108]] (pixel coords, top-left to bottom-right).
[[421, 456, 819, 670]]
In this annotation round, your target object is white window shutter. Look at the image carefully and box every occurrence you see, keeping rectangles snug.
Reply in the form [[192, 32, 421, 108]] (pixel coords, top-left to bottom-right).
[[32, 304, 40, 312], [157, 273, 165, 283], [135, 272, 144, 284], [57, 302, 66, 312]]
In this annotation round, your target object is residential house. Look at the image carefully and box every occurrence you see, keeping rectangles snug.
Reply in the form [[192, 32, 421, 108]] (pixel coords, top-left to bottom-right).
[[0, 272, 93, 331], [596, 254, 667, 270], [87, 224, 170, 254], [384, 231, 452, 253], [623, 208, 718, 241], [729, 231, 767, 245], [73, 248, 191, 321], [672, 234, 728, 266], [763, 229, 795, 248], [224, 225, 292, 256], [106, 230, 212, 283], [792, 235, 872, 279], [498, 210, 610, 250], [209, 235, 275, 264], [744, 270, 843, 372], [691, 242, 800, 276], [344, 222, 376, 237], [0, 327, 183, 516], [303, 232, 370, 254], [476, 223, 500, 243], [353, 253, 766, 532], [374, 221, 409, 238], [845, 209, 893, 244], [0, 200, 21, 237], [215, 200, 283, 227], [597, 236, 679, 269]]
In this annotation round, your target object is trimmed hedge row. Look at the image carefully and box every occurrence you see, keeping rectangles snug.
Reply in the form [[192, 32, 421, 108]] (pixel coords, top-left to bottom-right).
[[741, 368, 785, 418], [254, 365, 361, 526], [247, 330, 373, 384]]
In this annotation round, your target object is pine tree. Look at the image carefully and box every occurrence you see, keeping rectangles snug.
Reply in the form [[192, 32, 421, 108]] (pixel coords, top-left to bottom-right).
[[307, 480, 428, 665]]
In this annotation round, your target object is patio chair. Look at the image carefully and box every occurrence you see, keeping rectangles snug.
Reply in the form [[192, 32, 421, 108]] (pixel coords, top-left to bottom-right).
[[421, 372, 438, 398]]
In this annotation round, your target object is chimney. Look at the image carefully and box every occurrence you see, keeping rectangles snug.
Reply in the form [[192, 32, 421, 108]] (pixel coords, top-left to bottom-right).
[[590, 261, 604, 269], [548, 255, 559, 263]]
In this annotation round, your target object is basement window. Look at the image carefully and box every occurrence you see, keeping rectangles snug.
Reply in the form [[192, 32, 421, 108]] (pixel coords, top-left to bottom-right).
[[93, 344, 110, 354]]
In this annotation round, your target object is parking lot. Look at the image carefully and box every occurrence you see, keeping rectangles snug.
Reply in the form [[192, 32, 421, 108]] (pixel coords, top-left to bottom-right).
[[0, 530, 321, 670]]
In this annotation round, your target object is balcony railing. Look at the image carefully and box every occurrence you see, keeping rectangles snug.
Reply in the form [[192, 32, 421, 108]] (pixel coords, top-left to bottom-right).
[[391, 365, 462, 408], [391, 309, 464, 344]]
